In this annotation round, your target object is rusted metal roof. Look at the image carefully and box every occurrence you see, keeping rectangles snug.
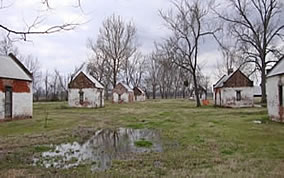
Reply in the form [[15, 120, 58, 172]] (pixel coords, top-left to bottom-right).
[[0, 54, 32, 81], [267, 58, 284, 78]]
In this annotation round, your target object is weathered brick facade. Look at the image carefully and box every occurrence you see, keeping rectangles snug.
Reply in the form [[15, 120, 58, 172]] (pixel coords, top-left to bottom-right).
[[223, 70, 253, 88], [213, 69, 254, 108], [69, 72, 97, 89], [68, 71, 104, 108], [0, 54, 33, 120], [0, 79, 31, 93], [112, 83, 134, 103]]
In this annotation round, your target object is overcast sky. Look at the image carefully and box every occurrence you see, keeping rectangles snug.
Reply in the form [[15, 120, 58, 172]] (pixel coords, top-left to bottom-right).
[[1, 0, 221, 83]]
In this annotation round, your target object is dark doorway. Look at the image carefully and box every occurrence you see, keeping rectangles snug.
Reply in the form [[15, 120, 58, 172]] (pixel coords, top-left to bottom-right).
[[79, 90, 84, 105], [99, 90, 103, 107], [5, 87, 12, 118], [279, 85, 283, 106]]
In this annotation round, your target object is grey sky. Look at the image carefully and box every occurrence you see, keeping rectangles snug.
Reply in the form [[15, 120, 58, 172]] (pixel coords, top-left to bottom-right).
[[1, 0, 221, 82]]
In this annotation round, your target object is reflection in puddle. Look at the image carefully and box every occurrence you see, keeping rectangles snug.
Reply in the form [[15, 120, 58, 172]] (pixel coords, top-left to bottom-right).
[[34, 128, 162, 171]]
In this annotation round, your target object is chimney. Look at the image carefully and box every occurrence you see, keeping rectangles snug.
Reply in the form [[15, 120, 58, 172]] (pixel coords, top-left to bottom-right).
[[228, 68, 234, 75], [266, 68, 272, 75]]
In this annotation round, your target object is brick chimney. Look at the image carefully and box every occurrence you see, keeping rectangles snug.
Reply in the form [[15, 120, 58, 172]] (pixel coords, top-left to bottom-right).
[[228, 68, 234, 75]]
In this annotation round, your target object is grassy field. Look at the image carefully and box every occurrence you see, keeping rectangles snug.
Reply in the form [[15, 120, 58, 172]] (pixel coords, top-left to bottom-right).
[[0, 99, 284, 177]]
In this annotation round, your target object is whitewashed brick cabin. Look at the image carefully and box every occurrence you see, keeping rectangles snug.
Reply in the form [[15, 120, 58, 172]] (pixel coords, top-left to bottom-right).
[[266, 58, 284, 122], [133, 87, 146, 102], [112, 82, 134, 103], [213, 69, 254, 108], [0, 53, 33, 120], [68, 71, 104, 108]]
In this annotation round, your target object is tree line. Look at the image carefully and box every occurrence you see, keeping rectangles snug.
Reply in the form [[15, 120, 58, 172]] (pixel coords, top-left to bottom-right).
[[0, 0, 283, 106]]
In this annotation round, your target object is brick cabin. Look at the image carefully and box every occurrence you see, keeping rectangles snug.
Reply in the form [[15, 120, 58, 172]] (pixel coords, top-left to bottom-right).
[[112, 82, 134, 103], [0, 53, 33, 120], [68, 70, 104, 108], [266, 58, 284, 122], [213, 69, 254, 108], [133, 87, 146, 102]]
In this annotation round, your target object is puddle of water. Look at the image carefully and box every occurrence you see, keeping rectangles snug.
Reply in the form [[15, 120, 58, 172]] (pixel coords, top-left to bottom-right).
[[33, 128, 162, 171]]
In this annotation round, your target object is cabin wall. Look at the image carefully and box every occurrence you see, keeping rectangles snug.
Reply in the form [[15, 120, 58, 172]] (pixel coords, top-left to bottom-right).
[[0, 92, 4, 119], [113, 92, 133, 103], [0, 79, 32, 119], [135, 94, 146, 102], [222, 87, 253, 107], [68, 88, 104, 108], [214, 88, 222, 106], [267, 74, 284, 122], [214, 87, 253, 108]]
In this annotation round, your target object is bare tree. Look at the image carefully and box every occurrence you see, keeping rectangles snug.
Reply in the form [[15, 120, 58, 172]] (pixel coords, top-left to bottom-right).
[[22, 55, 42, 101], [95, 14, 138, 88], [0, 35, 19, 55], [87, 40, 113, 100], [44, 70, 50, 100], [216, 0, 284, 103], [145, 53, 160, 99], [124, 52, 147, 87], [0, 0, 82, 40], [55, 70, 69, 101], [160, 0, 218, 106]]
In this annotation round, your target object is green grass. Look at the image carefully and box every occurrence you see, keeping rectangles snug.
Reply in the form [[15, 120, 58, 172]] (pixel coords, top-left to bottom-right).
[[134, 139, 153, 148], [0, 99, 284, 177]]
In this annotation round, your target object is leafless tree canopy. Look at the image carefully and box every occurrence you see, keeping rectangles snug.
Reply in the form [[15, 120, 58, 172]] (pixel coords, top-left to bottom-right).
[[160, 0, 218, 107], [0, 35, 19, 55], [216, 0, 284, 103], [0, 0, 82, 40], [89, 14, 138, 89]]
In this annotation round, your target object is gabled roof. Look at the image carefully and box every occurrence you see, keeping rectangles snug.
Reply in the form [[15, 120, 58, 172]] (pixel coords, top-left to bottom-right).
[[267, 58, 284, 78], [71, 70, 104, 89], [213, 69, 252, 89], [118, 82, 133, 92], [213, 75, 229, 88], [0, 53, 32, 81], [134, 86, 145, 94]]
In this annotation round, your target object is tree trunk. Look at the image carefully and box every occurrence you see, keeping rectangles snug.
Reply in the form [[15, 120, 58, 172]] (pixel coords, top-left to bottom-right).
[[105, 87, 109, 100], [261, 67, 267, 103], [152, 84, 156, 99], [193, 73, 201, 107]]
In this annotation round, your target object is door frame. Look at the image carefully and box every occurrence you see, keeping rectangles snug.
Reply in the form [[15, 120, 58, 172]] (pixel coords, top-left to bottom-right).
[[5, 86, 13, 118], [99, 90, 103, 107]]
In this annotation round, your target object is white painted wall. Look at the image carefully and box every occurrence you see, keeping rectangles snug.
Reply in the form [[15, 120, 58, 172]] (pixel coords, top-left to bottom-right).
[[214, 87, 253, 108], [0, 91, 4, 119], [267, 74, 284, 121], [113, 92, 130, 103], [13, 92, 33, 118], [135, 95, 145, 102], [68, 88, 104, 108], [214, 90, 221, 106], [0, 82, 32, 119]]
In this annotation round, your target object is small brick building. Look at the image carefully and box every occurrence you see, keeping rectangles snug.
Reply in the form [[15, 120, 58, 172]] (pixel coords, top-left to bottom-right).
[[0, 53, 33, 119], [133, 87, 146, 102], [213, 69, 254, 108], [112, 82, 134, 103], [266, 58, 284, 122], [68, 71, 104, 108]]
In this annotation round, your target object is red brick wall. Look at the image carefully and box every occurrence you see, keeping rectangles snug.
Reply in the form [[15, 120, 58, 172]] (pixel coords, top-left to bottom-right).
[[69, 72, 95, 89], [223, 70, 253, 88], [0, 78, 31, 93], [113, 83, 128, 95]]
